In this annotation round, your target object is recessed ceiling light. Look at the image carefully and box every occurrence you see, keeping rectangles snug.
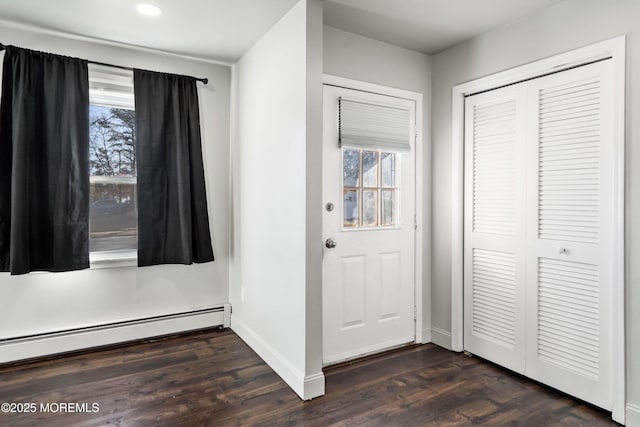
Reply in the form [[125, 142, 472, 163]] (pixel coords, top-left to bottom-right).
[[136, 3, 162, 17]]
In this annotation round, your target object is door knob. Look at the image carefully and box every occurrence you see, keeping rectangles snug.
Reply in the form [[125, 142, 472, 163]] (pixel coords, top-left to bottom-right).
[[557, 247, 568, 254], [325, 238, 337, 249]]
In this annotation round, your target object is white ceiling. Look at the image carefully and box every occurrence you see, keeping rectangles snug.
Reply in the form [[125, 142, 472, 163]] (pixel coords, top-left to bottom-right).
[[0, 0, 568, 62], [0, 0, 300, 63], [324, 0, 568, 55]]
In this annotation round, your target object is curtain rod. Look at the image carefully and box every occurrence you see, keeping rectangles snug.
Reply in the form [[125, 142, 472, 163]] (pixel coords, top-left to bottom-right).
[[0, 43, 208, 85]]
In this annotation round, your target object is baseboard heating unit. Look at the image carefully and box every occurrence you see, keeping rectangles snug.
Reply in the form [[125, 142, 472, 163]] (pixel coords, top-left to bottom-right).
[[0, 304, 231, 365]]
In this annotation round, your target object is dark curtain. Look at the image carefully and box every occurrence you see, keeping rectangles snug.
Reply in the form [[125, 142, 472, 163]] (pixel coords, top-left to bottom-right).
[[134, 69, 214, 266], [0, 46, 89, 275]]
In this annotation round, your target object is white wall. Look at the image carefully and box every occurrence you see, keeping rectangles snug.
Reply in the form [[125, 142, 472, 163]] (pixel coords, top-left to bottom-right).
[[323, 26, 433, 341], [229, 0, 324, 400], [0, 24, 230, 344], [430, 0, 640, 424]]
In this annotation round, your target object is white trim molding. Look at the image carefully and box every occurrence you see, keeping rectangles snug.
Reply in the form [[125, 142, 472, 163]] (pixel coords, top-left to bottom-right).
[[430, 327, 452, 350], [450, 36, 626, 424], [231, 315, 325, 401], [323, 74, 427, 346], [627, 404, 640, 427], [421, 327, 432, 344], [303, 373, 326, 401]]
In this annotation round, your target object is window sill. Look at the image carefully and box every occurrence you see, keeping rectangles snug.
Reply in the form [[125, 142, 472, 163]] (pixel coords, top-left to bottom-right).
[[90, 250, 137, 269]]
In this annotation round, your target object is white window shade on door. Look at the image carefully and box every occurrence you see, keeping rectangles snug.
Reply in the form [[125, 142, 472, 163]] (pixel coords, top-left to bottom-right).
[[339, 97, 411, 152]]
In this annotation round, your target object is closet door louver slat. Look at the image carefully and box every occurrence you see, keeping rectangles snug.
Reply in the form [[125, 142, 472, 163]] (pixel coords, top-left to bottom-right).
[[537, 258, 600, 379], [538, 77, 601, 244], [472, 249, 517, 349], [472, 99, 517, 236]]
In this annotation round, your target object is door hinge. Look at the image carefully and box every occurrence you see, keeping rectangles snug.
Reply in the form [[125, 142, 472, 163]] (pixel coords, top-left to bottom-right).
[[414, 306, 417, 321], [414, 214, 417, 230]]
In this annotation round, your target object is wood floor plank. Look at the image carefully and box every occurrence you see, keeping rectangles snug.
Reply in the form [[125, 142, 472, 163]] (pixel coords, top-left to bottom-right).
[[0, 328, 617, 426]]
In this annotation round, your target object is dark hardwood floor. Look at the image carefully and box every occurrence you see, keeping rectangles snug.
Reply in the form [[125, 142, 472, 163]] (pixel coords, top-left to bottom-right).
[[0, 328, 616, 426]]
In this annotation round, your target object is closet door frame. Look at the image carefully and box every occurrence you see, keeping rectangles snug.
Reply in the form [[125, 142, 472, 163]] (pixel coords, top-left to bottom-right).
[[450, 36, 626, 424]]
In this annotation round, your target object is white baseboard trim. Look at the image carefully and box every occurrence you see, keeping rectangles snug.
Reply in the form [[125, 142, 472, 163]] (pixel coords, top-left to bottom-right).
[[431, 327, 453, 350], [422, 327, 432, 344], [304, 372, 326, 400], [231, 315, 325, 400], [626, 403, 640, 426], [0, 304, 231, 365]]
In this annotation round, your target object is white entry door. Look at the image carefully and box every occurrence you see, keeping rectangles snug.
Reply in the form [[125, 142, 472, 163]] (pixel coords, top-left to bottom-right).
[[322, 85, 416, 365], [464, 59, 615, 410]]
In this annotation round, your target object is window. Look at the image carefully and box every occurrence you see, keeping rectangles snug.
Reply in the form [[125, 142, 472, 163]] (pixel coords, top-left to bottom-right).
[[343, 148, 399, 228], [88, 65, 137, 261]]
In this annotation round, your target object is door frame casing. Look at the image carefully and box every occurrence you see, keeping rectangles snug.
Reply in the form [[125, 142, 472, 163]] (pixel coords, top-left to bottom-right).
[[322, 74, 427, 345], [450, 36, 626, 423]]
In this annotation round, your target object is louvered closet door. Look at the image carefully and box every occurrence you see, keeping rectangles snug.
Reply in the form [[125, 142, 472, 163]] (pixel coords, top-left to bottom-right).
[[524, 60, 614, 409], [463, 85, 527, 373]]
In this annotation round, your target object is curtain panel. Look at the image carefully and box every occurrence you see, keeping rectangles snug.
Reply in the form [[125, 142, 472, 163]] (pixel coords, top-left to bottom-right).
[[134, 69, 214, 266], [0, 46, 90, 275]]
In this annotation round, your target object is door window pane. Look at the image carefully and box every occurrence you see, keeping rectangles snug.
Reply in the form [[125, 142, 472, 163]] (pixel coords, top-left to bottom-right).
[[362, 190, 378, 226], [382, 190, 396, 226], [343, 149, 360, 187], [362, 151, 378, 187], [381, 152, 396, 188], [341, 148, 399, 229], [343, 190, 359, 227]]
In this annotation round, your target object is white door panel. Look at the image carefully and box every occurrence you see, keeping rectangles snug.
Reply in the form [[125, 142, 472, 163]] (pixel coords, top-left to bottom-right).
[[322, 85, 415, 365], [464, 60, 614, 410], [524, 60, 613, 409], [463, 85, 527, 373]]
